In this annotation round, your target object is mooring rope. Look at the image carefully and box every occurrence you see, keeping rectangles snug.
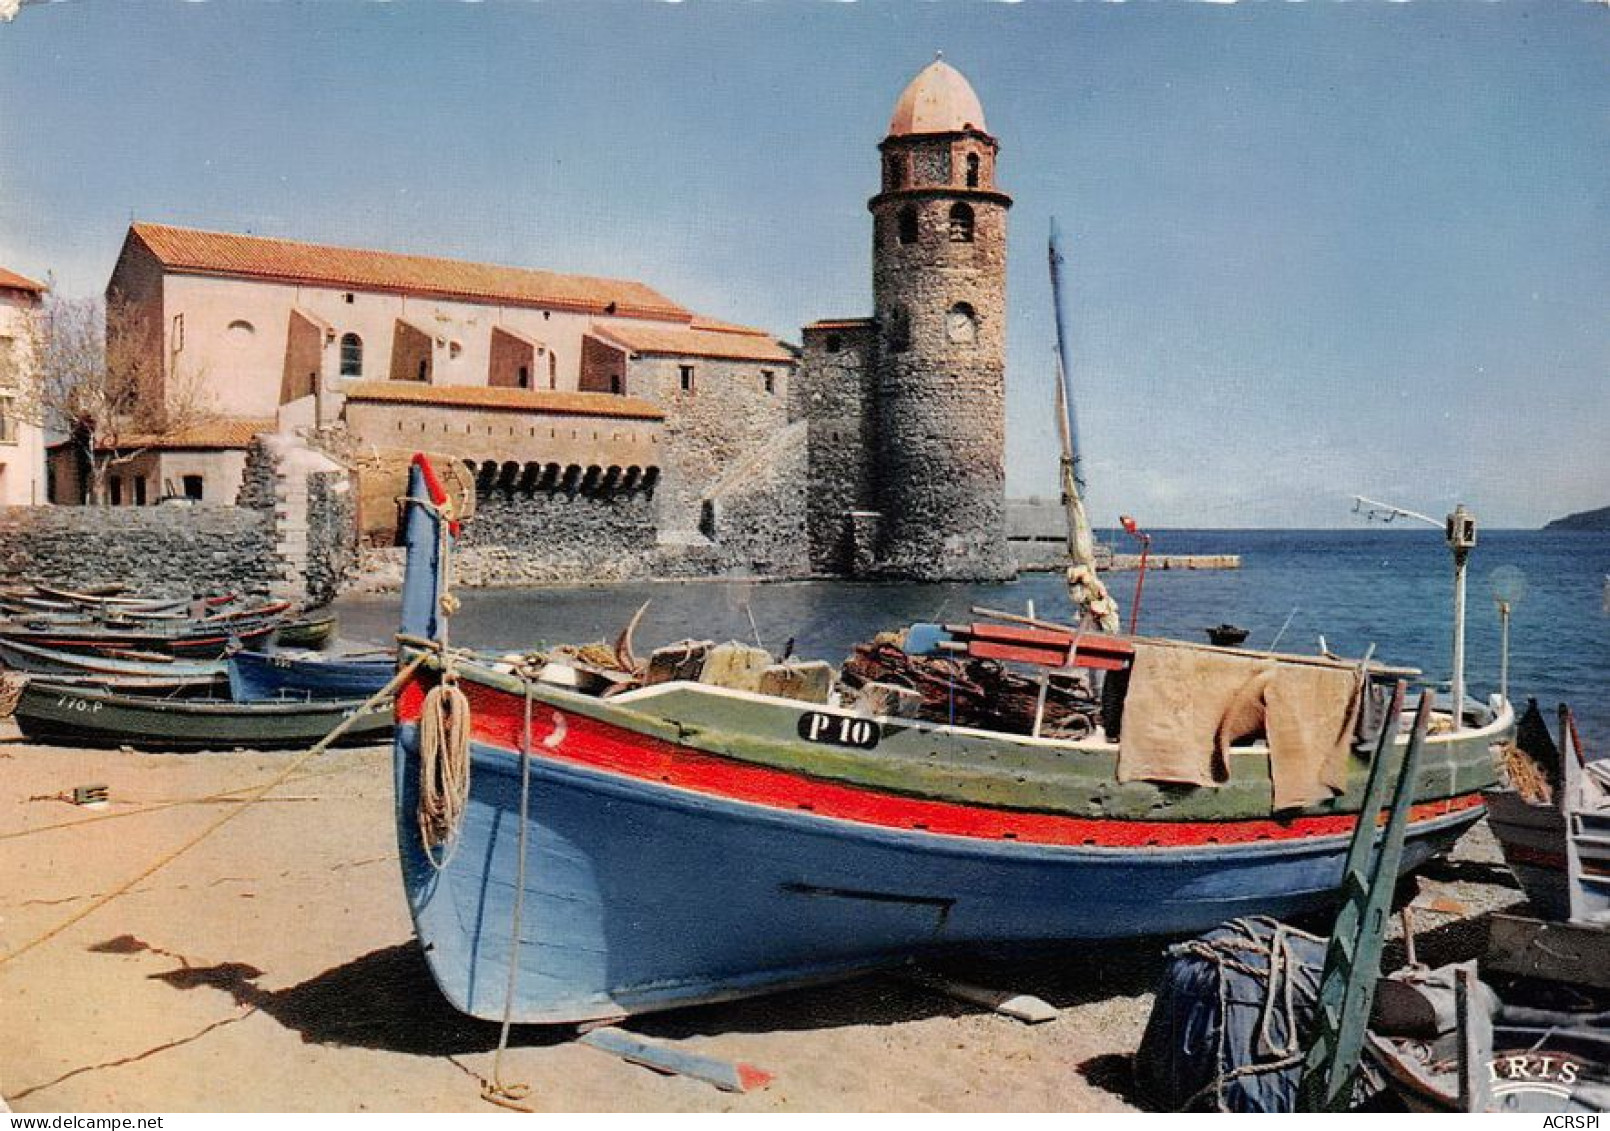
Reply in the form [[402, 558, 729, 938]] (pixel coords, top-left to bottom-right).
[[0, 653, 425, 970], [483, 680, 536, 1107]]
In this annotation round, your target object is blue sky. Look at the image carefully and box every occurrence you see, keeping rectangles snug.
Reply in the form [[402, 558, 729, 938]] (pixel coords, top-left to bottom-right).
[[1, 0, 1604, 527]]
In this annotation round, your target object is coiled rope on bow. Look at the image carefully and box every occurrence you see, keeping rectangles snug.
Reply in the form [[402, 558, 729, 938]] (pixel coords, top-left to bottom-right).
[[417, 675, 471, 865], [406, 487, 475, 865]]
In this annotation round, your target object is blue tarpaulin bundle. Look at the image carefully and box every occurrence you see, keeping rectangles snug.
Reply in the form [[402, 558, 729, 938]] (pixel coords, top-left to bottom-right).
[[1134, 917, 1327, 1112]]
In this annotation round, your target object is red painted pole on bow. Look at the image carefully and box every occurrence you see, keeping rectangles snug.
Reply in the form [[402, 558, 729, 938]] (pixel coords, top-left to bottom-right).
[[1119, 515, 1151, 636]]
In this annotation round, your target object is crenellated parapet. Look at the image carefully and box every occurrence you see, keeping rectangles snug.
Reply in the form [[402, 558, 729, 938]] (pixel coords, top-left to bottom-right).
[[464, 458, 661, 500]]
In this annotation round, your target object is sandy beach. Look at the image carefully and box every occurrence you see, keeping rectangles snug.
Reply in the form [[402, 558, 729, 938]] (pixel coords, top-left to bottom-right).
[[0, 722, 1525, 1113]]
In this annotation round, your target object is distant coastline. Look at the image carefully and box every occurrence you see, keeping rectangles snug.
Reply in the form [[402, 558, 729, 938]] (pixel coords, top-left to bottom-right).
[[1544, 505, 1610, 532]]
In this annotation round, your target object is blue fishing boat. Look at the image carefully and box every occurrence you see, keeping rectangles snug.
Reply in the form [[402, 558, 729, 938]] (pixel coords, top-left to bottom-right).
[[228, 649, 393, 702], [391, 456, 1511, 1025]]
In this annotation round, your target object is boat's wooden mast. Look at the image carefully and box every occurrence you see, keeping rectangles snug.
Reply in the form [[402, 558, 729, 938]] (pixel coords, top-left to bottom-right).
[[1049, 220, 1119, 633]]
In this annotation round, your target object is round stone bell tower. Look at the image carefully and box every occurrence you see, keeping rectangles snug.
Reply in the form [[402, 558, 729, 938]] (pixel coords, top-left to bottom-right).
[[868, 57, 1013, 581]]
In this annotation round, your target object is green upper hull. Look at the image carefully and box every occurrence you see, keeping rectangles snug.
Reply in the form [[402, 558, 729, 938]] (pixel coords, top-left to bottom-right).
[[429, 654, 1508, 822]]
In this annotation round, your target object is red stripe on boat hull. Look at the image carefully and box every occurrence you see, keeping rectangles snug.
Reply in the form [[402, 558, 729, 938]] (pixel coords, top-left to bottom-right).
[[397, 675, 1484, 850]]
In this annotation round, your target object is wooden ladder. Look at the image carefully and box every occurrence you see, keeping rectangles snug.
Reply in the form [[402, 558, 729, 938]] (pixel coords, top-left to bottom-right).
[[1298, 681, 1433, 1111]]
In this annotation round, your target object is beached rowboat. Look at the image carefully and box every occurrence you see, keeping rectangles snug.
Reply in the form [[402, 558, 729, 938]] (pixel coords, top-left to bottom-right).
[[272, 609, 339, 649], [0, 636, 227, 693], [0, 614, 280, 660], [228, 649, 393, 702], [14, 680, 392, 749]]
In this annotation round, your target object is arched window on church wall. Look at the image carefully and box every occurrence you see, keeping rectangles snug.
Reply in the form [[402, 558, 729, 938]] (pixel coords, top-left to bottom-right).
[[965, 153, 981, 188], [339, 332, 363, 378]]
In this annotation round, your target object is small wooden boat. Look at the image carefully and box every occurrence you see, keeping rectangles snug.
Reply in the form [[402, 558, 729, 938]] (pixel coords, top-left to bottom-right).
[[228, 649, 392, 702], [0, 636, 227, 693], [32, 582, 129, 603], [1486, 702, 1610, 921], [1486, 788, 1571, 919], [389, 456, 1511, 1025], [273, 609, 339, 649], [1, 614, 281, 660], [13, 680, 392, 750], [202, 599, 292, 626]]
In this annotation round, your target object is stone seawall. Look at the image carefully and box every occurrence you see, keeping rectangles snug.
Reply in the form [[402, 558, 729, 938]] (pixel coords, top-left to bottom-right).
[[0, 505, 276, 597], [460, 482, 659, 584], [357, 481, 662, 590]]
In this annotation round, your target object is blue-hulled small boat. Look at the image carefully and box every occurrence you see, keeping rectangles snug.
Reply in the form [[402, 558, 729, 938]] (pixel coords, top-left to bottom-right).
[[390, 456, 1512, 1025], [228, 649, 394, 702]]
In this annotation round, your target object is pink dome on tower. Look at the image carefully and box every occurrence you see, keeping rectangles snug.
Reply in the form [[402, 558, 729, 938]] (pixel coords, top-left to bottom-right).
[[887, 58, 989, 137]]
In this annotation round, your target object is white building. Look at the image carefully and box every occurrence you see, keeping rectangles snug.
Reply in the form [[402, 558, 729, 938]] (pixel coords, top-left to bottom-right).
[[0, 267, 47, 506]]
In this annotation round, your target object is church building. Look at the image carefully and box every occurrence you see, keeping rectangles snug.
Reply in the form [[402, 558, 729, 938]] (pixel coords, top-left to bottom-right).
[[55, 222, 796, 545]]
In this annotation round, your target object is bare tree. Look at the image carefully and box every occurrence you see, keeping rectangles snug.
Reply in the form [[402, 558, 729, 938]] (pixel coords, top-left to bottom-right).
[[3, 291, 212, 504]]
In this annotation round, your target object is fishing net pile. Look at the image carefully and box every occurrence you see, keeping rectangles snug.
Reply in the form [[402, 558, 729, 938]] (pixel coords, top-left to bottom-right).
[[840, 638, 1099, 738]]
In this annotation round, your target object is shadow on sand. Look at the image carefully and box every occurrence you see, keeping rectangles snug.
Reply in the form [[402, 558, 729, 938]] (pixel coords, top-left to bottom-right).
[[96, 930, 1170, 1057]]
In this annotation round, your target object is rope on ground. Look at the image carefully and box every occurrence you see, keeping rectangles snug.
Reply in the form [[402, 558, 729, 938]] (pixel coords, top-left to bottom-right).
[[0, 762, 363, 844], [0, 653, 427, 970]]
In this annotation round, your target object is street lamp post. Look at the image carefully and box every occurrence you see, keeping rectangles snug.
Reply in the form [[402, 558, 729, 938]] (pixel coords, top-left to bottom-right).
[[1445, 504, 1477, 731], [1354, 496, 1478, 732]]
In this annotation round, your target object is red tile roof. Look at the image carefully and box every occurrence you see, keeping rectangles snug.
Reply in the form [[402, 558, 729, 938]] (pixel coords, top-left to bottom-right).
[[688, 316, 774, 338], [130, 222, 692, 323], [589, 323, 795, 363], [48, 418, 276, 452], [342, 380, 665, 421], [0, 267, 47, 295], [804, 317, 874, 331]]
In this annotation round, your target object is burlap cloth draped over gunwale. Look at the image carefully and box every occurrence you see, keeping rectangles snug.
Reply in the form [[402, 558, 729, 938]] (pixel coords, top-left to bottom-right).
[[1116, 642, 1365, 810]]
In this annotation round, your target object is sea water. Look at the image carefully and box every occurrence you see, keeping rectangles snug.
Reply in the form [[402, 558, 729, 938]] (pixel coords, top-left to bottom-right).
[[335, 528, 1610, 744]]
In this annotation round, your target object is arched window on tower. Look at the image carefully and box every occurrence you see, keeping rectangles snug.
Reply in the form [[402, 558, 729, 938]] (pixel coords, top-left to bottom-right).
[[898, 205, 919, 246], [966, 153, 981, 188], [887, 153, 908, 190], [949, 202, 975, 243], [339, 333, 363, 378]]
